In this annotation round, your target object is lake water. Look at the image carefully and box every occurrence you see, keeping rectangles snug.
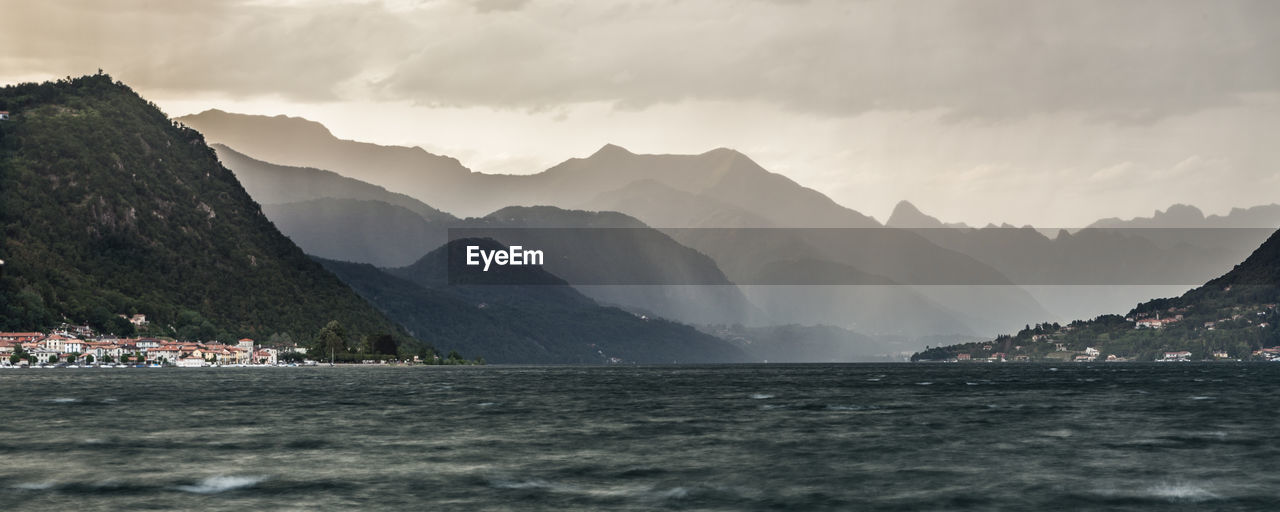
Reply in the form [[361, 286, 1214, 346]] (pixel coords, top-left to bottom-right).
[[2, 363, 1278, 511]]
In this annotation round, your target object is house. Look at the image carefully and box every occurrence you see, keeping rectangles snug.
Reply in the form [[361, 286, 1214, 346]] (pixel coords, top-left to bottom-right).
[[176, 357, 206, 368], [83, 342, 123, 361], [62, 338, 84, 354], [1135, 318, 1162, 328], [1160, 351, 1193, 362], [1074, 354, 1095, 362], [1084, 347, 1100, 356], [148, 345, 183, 364], [0, 332, 44, 344], [238, 338, 255, 353], [40, 334, 77, 353], [956, 353, 971, 361], [135, 338, 162, 349], [1212, 351, 1230, 359], [0, 111, 9, 121], [254, 348, 278, 365]]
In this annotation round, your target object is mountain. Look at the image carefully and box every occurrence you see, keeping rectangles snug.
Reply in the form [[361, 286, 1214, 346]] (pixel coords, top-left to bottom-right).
[[581, 179, 775, 228], [912, 228, 1280, 362], [1188, 229, 1280, 299], [449, 206, 761, 325], [880, 200, 1275, 324], [209, 140, 761, 324], [178, 111, 881, 227], [319, 239, 751, 363], [262, 199, 446, 268], [535, 145, 880, 228], [209, 146, 455, 267], [186, 111, 1051, 337], [1088, 203, 1280, 229], [0, 74, 412, 344], [212, 144, 455, 222], [885, 200, 969, 229], [177, 109, 475, 207]]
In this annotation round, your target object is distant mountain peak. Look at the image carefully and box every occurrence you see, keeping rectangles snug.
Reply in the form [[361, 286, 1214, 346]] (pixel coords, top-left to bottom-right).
[[1088, 202, 1220, 229], [590, 143, 634, 157], [1155, 203, 1206, 222], [187, 108, 337, 139], [702, 147, 744, 157], [886, 200, 944, 228]]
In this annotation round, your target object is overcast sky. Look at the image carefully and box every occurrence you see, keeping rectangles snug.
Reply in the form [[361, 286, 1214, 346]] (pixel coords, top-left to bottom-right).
[[3, 0, 1278, 226]]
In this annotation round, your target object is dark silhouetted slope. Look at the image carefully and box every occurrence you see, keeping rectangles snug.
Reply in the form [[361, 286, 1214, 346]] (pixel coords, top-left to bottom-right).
[[320, 239, 750, 363]]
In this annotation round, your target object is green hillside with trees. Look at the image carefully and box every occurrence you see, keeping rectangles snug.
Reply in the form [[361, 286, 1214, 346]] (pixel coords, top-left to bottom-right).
[[0, 73, 414, 347], [913, 229, 1280, 362]]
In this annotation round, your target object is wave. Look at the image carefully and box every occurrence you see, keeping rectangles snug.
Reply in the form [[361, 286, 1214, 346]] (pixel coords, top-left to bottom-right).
[[1144, 483, 1219, 502], [176, 475, 268, 494]]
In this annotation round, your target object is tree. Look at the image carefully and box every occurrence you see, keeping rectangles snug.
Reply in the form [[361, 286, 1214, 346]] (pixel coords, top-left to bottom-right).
[[106, 315, 136, 336], [368, 333, 397, 356], [84, 354, 94, 364], [267, 332, 294, 347], [47, 354, 58, 364], [314, 320, 348, 360]]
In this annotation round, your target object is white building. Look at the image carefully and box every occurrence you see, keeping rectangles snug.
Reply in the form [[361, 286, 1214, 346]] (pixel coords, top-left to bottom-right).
[[254, 348, 278, 365], [177, 357, 206, 368]]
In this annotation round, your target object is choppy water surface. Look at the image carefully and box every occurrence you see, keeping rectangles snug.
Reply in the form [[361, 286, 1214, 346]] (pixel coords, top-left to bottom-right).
[[3, 364, 1279, 511]]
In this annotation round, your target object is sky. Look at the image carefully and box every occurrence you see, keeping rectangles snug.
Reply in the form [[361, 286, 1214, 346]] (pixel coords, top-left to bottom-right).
[[3, 0, 1278, 227]]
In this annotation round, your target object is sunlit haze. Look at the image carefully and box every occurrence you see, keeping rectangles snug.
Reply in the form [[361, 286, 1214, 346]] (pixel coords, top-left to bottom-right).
[[4, 0, 1278, 226]]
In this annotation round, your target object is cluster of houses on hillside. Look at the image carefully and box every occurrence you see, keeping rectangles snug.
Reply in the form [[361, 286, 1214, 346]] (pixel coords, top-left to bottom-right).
[[1130, 304, 1277, 330], [0, 331, 301, 367]]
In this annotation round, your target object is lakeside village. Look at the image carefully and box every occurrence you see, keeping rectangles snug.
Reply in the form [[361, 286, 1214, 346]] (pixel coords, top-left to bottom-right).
[[914, 302, 1280, 363], [0, 315, 449, 368]]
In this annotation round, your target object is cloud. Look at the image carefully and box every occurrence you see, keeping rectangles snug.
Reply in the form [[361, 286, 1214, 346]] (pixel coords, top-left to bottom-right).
[[3, 0, 1278, 122]]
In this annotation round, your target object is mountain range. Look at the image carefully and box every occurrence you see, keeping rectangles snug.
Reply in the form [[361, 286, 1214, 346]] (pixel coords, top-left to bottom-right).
[[16, 91, 1244, 362], [179, 109, 880, 228], [185, 108, 1280, 344], [182, 111, 1057, 337], [0, 74, 755, 364]]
